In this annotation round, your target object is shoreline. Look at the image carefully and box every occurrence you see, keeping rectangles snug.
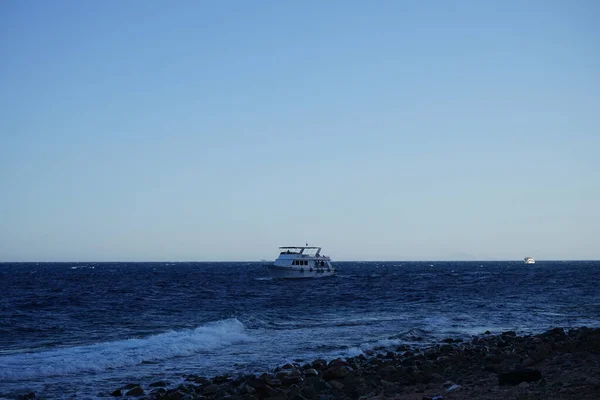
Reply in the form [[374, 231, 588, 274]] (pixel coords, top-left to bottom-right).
[[102, 326, 600, 400]]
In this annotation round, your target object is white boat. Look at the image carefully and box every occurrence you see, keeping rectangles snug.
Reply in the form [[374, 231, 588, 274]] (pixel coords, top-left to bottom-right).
[[265, 246, 336, 279], [524, 257, 536, 264]]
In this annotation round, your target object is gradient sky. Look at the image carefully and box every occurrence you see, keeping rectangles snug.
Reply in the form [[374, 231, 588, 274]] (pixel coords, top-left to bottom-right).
[[1, 1, 599, 261]]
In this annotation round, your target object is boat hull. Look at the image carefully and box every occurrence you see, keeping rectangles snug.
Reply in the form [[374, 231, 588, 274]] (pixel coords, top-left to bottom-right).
[[266, 265, 336, 279]]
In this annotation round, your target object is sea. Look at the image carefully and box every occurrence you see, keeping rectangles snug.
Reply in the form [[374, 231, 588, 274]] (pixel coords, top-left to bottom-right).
[[1, 261, 599, 399]]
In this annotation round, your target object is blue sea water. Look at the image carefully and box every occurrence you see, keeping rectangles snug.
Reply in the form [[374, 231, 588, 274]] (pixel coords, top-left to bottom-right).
[[0, 261, 599, 398]]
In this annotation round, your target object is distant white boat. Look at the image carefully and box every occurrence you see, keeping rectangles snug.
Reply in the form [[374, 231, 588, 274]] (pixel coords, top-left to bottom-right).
[[265, 246, 336, 279], [524, 257, 536, 265]]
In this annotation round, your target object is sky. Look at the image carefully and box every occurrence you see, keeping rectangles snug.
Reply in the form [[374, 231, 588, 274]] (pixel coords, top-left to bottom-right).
[[1, 1, 599, 262]]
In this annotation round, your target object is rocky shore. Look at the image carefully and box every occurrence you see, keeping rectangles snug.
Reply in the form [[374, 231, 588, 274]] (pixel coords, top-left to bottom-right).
[[104, 327, 600, 400]]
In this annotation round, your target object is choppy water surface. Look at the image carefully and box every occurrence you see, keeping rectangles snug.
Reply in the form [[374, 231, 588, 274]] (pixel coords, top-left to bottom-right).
[[1, 261, 598, 398]]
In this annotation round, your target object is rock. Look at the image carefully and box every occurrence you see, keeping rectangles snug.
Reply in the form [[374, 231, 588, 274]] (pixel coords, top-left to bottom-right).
[[258, 373, 281, 386], [544, 327, 567, 339], [288, 384, 301, 395], [149, 380, 169, 387], [522, 357, 536, 367], [498, 368, 542, 385], [290, 395, 308, 400], [317, 395, 336, 400], [328, 380, 344, 390], [322, 366, 350, 381], [304, 368, 319, 377], [123, 383, 140, 389], [379, 365, 398, 374], [282, 373, 303, 385], [446, 384, 461, 392], [300, 385, 317, 399], [304, 377, 329, 392], [213, 374, 231, 384], [440, 344, 454, 353], [162, 389, 183, 400], [186, 375, 211, 385], [311, 359, 327, 370], [328, 358, 350, 367], [110, 389, 122, 397], [585, 376, 600, 387], [422, 396, 443, 400], [530, 342, 552, 361], [125, 386, 144, 397], [401, 357, 415, 367], [203, 384, 219, 395]]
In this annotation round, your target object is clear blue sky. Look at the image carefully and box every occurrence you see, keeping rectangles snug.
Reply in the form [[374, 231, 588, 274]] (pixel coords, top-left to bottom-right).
[[1, 1, 598, 261]]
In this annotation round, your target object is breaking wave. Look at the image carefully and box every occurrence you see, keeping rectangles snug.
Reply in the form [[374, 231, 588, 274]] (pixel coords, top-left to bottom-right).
[[0, 318, 251, 380]]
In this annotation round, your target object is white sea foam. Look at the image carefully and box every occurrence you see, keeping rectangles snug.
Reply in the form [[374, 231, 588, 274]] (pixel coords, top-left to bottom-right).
[[0, 318, 252, 381]]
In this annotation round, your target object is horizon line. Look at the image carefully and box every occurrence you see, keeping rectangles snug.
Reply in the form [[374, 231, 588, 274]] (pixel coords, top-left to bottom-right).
[[1, 259, 599, 263]]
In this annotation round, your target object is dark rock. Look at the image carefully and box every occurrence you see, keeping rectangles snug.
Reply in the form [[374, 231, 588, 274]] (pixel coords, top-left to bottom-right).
[[544, 327, 567, 339], [203, 384, 220, 395], [110, 389, 122, 397], [440, 344, 454, 353], [304, 368, 319, 377], [253, 384, 281, 399], [150, 388, 167, 396], [327, 358, 349, 367], [379, 365, 398, 374], [125, 386, 144, 397], [185, 375, 211, 385], [300, 386, 317, 399], [304, 377, 329, 392], [311, 359, 327, 370], [290, 395, 309, 400], [241, 384, 256, 395], [123, 383, 140, 389], [162, 390, 183, 400], [317, 395, 336, 400], [258, 373, 281, 386], [498, 368, 542, 385], [213, 374, 232, 384], [328, 380, 344, 390], [322, 366, 350, 381], [522, 357, 536, 367], [149, 380, 169, 387], [401, 357, 415, 367], [288, 384, 301, 396]]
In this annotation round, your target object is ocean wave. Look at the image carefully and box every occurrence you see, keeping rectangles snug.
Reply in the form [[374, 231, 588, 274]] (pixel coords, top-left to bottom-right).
[[0, 318, 252, 380]]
